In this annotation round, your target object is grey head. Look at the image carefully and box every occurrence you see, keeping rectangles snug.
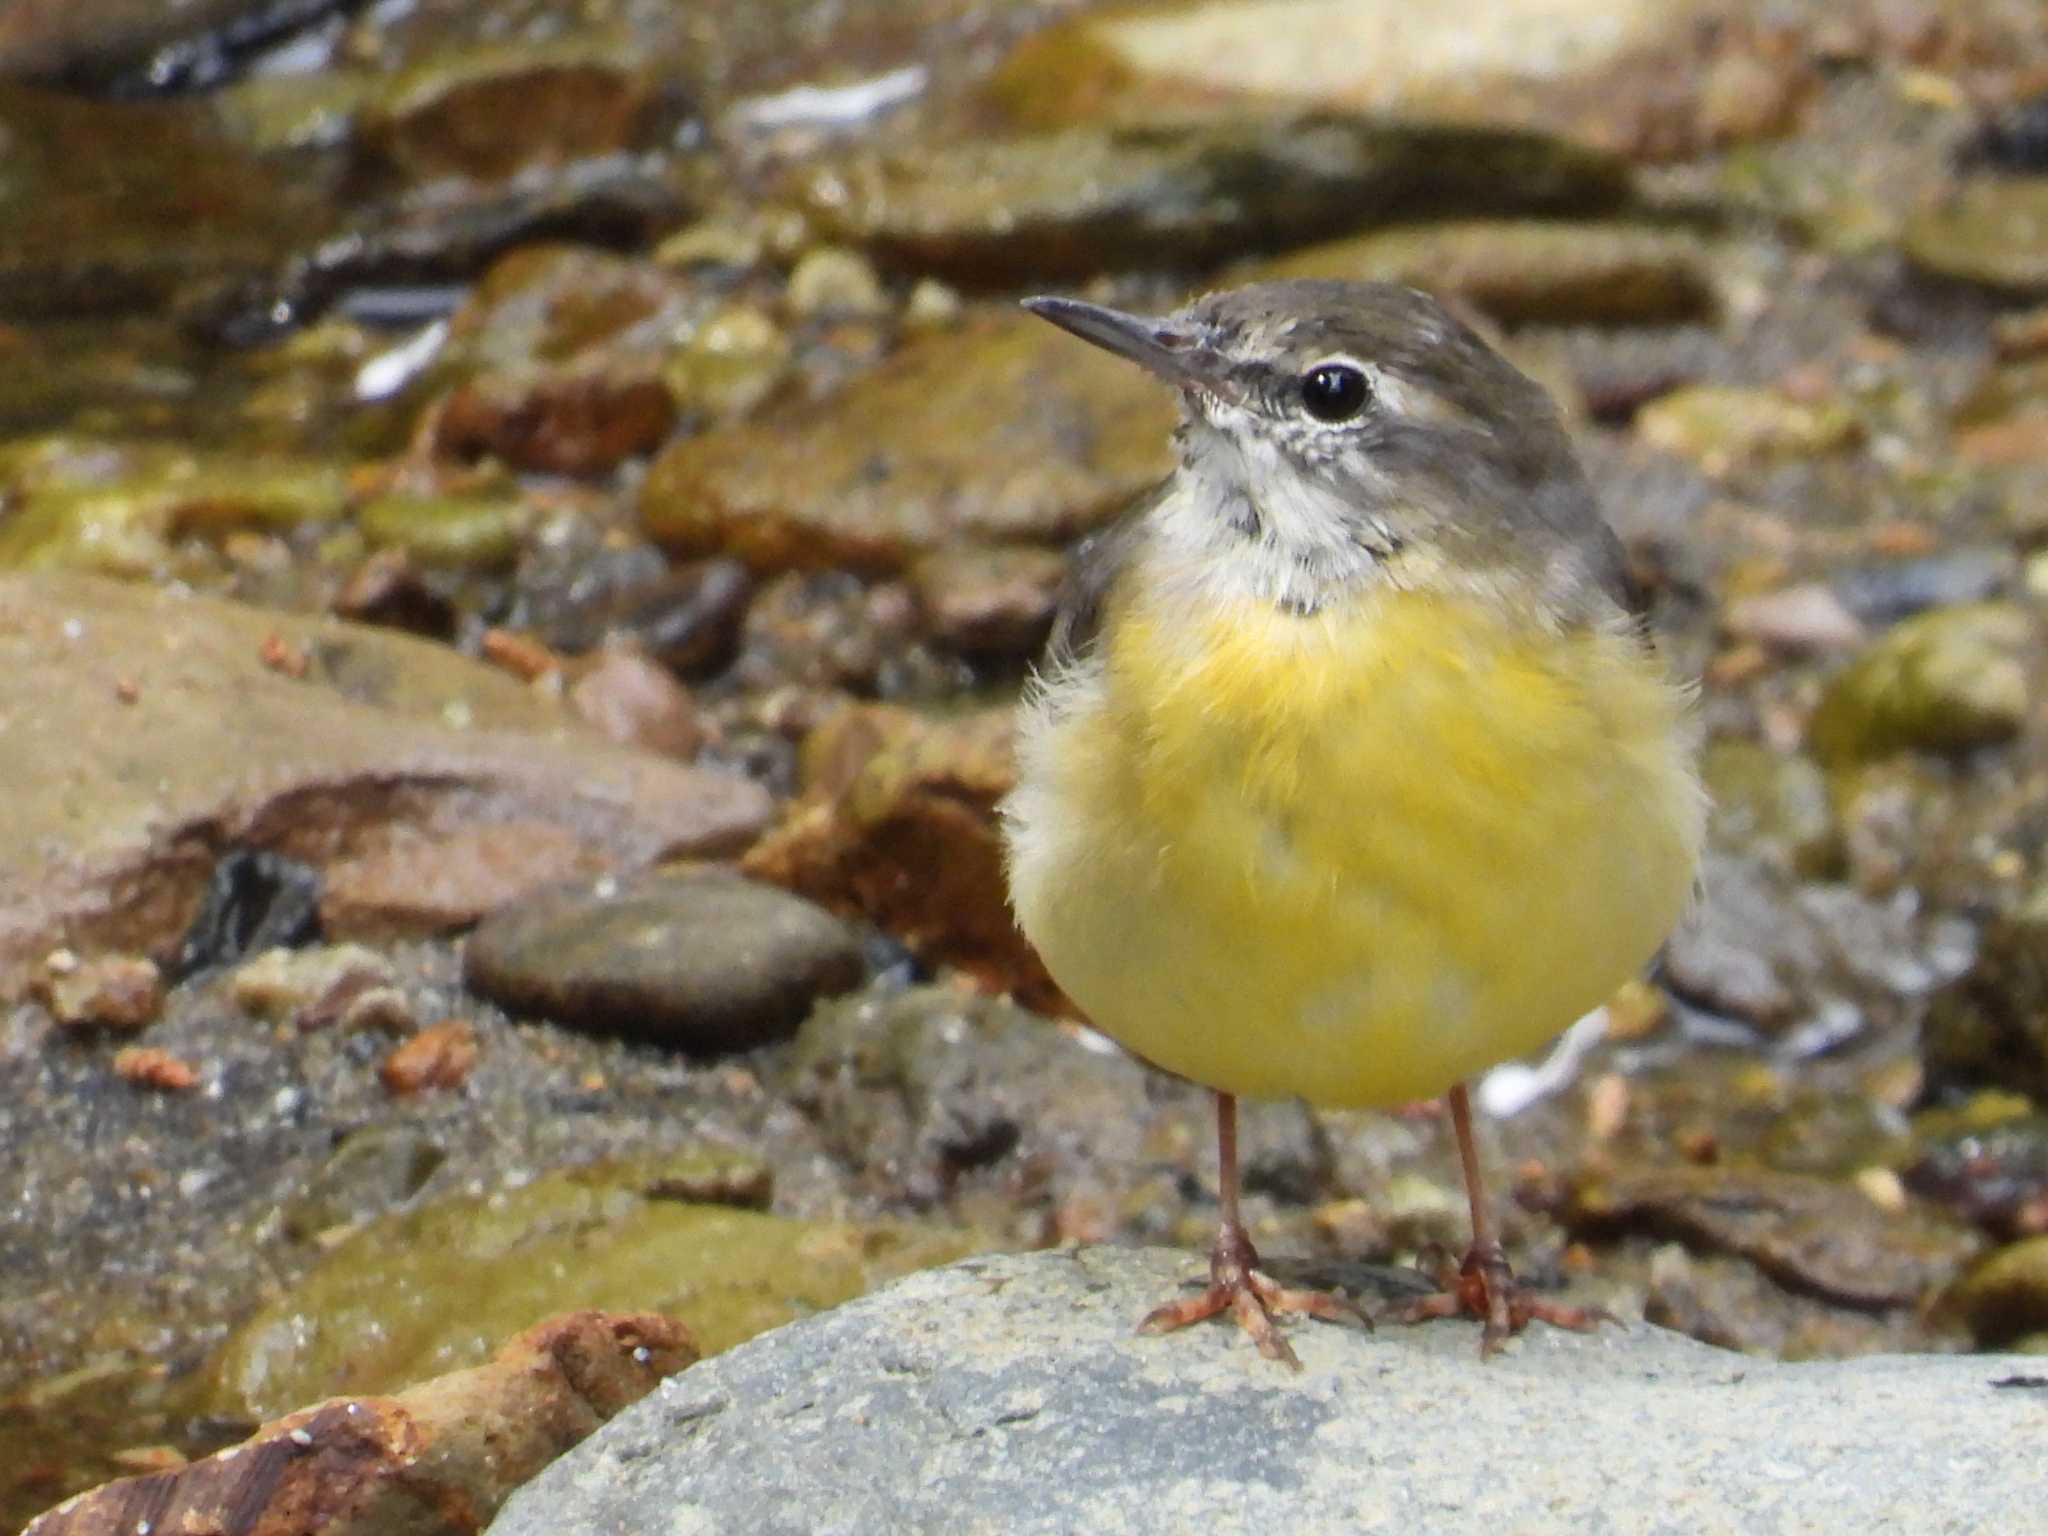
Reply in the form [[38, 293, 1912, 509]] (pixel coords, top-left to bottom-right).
[[1023, 280, 1632, 623]]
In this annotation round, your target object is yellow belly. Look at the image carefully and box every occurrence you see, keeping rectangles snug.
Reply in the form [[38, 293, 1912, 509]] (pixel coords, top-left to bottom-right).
[[1004, 584, 1703, 1108]]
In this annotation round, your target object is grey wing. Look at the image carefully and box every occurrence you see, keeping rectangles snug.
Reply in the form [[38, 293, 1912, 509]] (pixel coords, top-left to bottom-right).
[[1042, 485, 1160, 672]]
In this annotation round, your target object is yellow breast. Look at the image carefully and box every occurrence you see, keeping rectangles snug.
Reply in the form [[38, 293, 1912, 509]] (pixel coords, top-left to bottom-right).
[[1004, 580, 1703, 1108]]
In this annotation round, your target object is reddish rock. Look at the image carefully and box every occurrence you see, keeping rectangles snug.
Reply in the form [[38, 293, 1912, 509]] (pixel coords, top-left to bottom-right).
[[35, 953, 162, 1032], [0, 575, 772, 1000], [20, 1310, 695, 1536], [568, 648, 705, 758], [380, 1019, 480, 1096], [111, 1047, 199, 1093]]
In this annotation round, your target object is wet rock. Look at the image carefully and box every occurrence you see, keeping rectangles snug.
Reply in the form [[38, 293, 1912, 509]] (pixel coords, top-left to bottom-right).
[[170, 849, 324, 981], [1721, 583, 1867, 654], [986, 0, 1810, 160], [642, 311, 1176, 573], [785, 246, 889, 318], [198, 1157, 976, 1422], [567, 649, 705, 759], [332, 548, 458, 638], [0, 85, 328, 318], [544, 559, 754, 676], [434, 364, 679, 477], [1904, 178, 2048, 295], [1806, 602, 2036, 765], [0, 575, 770, 999], [0, 437, 350, 575], [785, 984, 1150, 1207], [1563, 1163, 1980, 1310], [909, 545, 1066, 660], [1636, 383, 1858, 473], [360, 39, 677, 186], [23, 1310, 692, 1536], [354, 492, 530, 571], [1943, 1237, 2048, 1347], [32, 954, 162, 1034], [741, 705, 1053, 1006], [1247, 220, 1715, 326], [110, 1046, 199, 1093], [727, 571, 938, 695], [1922, 884, 2048, 1103], [1906, 1101, 2048, 1240], [487, 1248, 2043, 1536], [318, 822, 619, 941], [464, 870, 865, 1054], [280, 1125, 448, 1242], [1831, 548, 2016, 627], [789, 116, 1628, 285], [0, 0, 347, 91], [379, 1017, 480, 1096], [1699, 740, 1840, 879], [661, 302, 794, 420]]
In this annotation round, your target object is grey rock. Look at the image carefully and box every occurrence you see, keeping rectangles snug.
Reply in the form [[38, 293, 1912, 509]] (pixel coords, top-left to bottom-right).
[[490, 1247, 2045, 1536], [464, 870, 866, 1053]]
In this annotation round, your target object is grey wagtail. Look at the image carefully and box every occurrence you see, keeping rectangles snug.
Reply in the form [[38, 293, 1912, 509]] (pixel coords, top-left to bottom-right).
[[1001, 281, 1703, 1363]]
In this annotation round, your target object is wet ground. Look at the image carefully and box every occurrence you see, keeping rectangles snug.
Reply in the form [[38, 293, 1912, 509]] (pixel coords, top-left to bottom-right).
[[5, 0, 2048, 1526]]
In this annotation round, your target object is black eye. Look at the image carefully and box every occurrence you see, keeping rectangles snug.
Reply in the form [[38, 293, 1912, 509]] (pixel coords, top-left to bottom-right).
[[1300, 363, 1371, 423]]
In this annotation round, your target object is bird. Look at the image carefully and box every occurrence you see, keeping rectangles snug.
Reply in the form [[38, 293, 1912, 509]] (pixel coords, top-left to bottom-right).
[[1001, 281, 1704, 1363]]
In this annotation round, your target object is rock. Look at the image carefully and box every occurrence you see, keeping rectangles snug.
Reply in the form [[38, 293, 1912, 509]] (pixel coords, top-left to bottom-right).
[[1246, 220, 1715, 326], [1805, 603, 2036, 766], [788, 115, 1628, 286], [986, 0, 1813, 159], [434, 366, 680, 478], [641, 311, 1175, 573], [1722, 583, 1867, 654], [0, 0, 346, 90], [279, 1125, 447, 1242], [1922, 884, 2048, 1104], [1699, 740, 1840, 880], [1943, 1236, 2048, 1348], [0, 437, 350, 576], [785, 246, 889, 318], [567, 648, 705, 758], [198, 1157, 976, 1423], [660, 302, 794, 420], [23, 1310, 693, 1536], [0, 84, 328, 318], [1906, 1099, 2048, 1240], [354, 492, 531, 571], [0, 575, 770, 1000], [332, 548, 458, 638], [543, 559, 755, 676], [110, 1046, 200, 1093], [378, 1017, 480, 1096], [1903, 177, 2048, 295], [741, 705, 1055, 1006], [486, 1248, 2044, 1536], [359, 38, 675, 185], [229, 944, 399, 1024], [909, 545, 1067, 659], [1831, 548, 2016, 628], [33, 954, 162, 1034], [463, 870, 866, 1054], [1636, 383, 1858, 473], [1562, 1163, 1980, 1310]]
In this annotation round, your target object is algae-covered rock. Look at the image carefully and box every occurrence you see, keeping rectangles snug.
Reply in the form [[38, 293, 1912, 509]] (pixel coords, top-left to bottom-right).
[[1922, 884, 2048, 1104], [641, 310, 1175, 573], [1806, 604, 2035, 766], [200, 1156, 980, 1422], [1943, 1236, 2048, 1347], [1903, 178, 2048, 296], [787, 115, 1628, 284], [1636, 383, 1857, 472], [0, 438, 350, 574], [354, 492, 530, 570], [1247, 220, 1715, 326], [1701, 739, 1840, 880]]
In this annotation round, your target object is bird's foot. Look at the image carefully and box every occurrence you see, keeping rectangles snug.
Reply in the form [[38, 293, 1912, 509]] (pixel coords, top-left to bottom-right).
[[1384, 1241, 1614, 1357], [1139, 1222, 1370, 1369]]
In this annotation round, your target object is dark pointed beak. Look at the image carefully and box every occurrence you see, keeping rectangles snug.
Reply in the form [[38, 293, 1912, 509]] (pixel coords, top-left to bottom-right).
[[1021, 296, 1238, 404]]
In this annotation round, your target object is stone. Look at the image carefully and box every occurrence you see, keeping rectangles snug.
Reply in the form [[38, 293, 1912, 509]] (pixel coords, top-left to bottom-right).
[[909, 545, 1066, 659], [198, 1157, 976, 1423], [485, 1248, 2046, 1536], [463, 870, 866, 1054], [741, 706, 1055, 1007], [354, 492, 530, 571], [641, 311, 1175, 573], [378, 1018, 480, 1096], [279, 1125, 448, 1242], [1699, 740, 1840, 880], [23, 1310, 693, 1536], [1906, 1101, 2048, 1239], [1943, 1237, 2048, 1348], [1246, 220, 1716, 326], [1903, 177, 2048, 296], [1636, 383, 1858, 473], [34, 954, 162, 1034], [787, 115, 1628, 284], [785, 246, 889, 318], [544, 559, 755, 677], [433, 366, 680, 478], [0, 575, 771, 1001], [1922, 884, 2048, 1104], [1562, 1164, 1980, 1310], [567, 649, 705, 758], [1805, 603, 2036, 765]]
